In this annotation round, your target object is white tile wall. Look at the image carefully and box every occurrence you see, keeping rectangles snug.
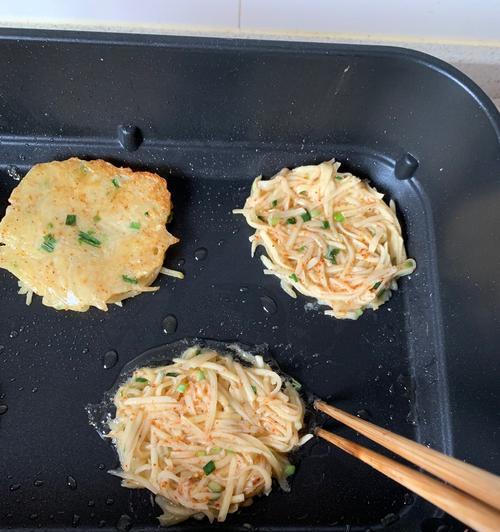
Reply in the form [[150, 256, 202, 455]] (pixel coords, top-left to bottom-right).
[[241, 0, 500, 42]]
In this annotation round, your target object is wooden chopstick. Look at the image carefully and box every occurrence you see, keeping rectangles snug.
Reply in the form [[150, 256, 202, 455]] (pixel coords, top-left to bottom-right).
[[316, 427, 500, 532], [315, 400, 500, 511]]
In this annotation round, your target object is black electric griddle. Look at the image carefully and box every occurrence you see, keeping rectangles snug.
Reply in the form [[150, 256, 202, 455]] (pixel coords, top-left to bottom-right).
[[0, 29, 499, 532]]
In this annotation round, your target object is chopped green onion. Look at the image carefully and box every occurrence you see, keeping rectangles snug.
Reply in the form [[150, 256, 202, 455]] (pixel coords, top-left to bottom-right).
[[251, 385, 257, 394], [299, 190, 307, 195], [289, 273, 298, 282], [311, 208, 322, 217], [93, 214, 101, 223], [80, 163, 89, 173], [210, 447, 222, 454], [378, 289, 387, 300], [354, 308, 364, 319], [176, 383, 187, 393], [404, 260, 414, 269], [301, 210, 311, 222], [333, 212, 345, 223], [210, 493, 221, 500], [286, 217, 296, 225], [335, 174, 343, 180], [373, 281, 382, 290], [290, 378, 302, 390], [226, 449, 234, 455], [144, 211, 150, 217], [196, 370, 206, 381], [208, 481, 222, 493], [40, 233, 56, 253], [65, 214, 76, 226], [193, 347, 202, 356], [271, 199, 278, 208], [130, 221, 141, 230], [326, 246, 340, 264], [322, 220, 330, 229], [111, 178, 120, 188], [284, 464, 296, 477], [196, 450, 206, 457], [166, 372, 179, 377], [257, 215, 266, 222], [297, 246, 306, 252], [78, 231, 101, 247], [48, 222, 54, 229], [135, 377, 148, 383], [203, 460, 216, 475], [122, 275, 138, 284], [269, 215, 280, 226]]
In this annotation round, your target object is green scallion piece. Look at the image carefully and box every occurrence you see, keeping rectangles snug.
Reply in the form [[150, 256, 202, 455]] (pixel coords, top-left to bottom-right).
[[326, 246, 340, 264], [301, 210, 311, 222], [271, 199, 278, 207], [322, 220, 330, 229], [286, 217, 296, 225], [208, 481, 222, 493], [80, 163, 89, 173], [333, 212, 345, 223], [297, 246, 306, 252], [78, 231, 101, 247], [48, 222, 54, 229], [176, 383, 187, 393], [144, 211, 150, 217], [111, 178, 120, 188], [40, 233, 57, 253], [378, 289, 387, 300], [135, 377, 148, 383], [196, 450, 207, 457], [269, 215, 280, 226], [65, 214, 76, 226], [289, 273, 298, 282], [122, 275, 138, 284], [130, 221, 141, 230], [311, 208, 322, 217], [210, 447, 222, 454], [354, 308, 364, 319], [251, 385, 257, 394], [203, 460, 216, 475], [290, 378, 302, 390], [373, 281, 382, 290], [284, 464, 296, 477], [335, 174, 343, 180], [299, 190, 307, 195], [93, 214, 101, 223], [166, 372, 179, 377], [257, 215, 266, 222], [196, 370, 206, 381]]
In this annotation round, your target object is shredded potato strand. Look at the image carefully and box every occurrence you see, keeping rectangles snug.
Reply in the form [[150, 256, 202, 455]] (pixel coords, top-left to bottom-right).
[[233, 160, 416, 319], [108, 346, 307, 525]]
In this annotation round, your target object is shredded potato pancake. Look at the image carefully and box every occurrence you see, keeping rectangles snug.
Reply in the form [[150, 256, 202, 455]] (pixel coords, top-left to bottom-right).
[[233, 160, 416, 319], [0, 158, 179, 311], [108, 345, 311, 525]]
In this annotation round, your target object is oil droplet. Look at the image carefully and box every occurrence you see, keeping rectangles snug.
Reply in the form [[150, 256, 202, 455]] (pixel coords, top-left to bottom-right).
[[194, 247, 208, 261], [260, 295, 277, 315], [103, 350, 118, 370], [0, 404, 8, 415], [7, 165, 22, 181], [33, 479, 44, 487], [66, 475, 77, 490], [9, 330, 18, 338], [177, 258, 185, 267], [105, 497, 114, 505], [9, 483, 20, 491], [217, 240, 224, 246], [356, 409, 371, 420], [98, 463, 106, 470], [162, 315, 177, 334], [116, 514, 132, 532]]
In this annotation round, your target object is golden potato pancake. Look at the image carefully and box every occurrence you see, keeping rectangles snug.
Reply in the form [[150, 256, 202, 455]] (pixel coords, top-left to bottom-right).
[[0, 158, 178, 311]]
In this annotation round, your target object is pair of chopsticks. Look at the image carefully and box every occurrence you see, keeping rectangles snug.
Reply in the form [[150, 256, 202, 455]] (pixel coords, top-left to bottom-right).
[[314, 401, 500, 532]]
